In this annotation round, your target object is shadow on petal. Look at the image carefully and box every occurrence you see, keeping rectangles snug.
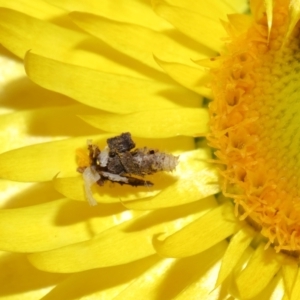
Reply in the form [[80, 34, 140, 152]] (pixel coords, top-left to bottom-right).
[[40, 255, 161, 300], [0, 252, 67, 299], [1, 181, 62, 209]]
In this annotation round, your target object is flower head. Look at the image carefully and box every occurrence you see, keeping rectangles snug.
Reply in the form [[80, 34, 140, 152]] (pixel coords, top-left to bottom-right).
[[0, 0, 300, 299]]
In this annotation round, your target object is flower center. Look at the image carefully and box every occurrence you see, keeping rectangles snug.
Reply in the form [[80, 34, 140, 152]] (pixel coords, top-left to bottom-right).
[[209, 1, 300, 253]]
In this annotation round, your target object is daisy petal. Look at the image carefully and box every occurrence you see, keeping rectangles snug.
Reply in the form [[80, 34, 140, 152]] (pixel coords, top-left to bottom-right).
[[0, 251, 67, 300], [161, 0, 237, 18], [125, 176, 219, 210], [27, 219, 157, 272], [254, 273, 284, 300], [37, 256, 161, 300], [0, 8, 84, 60], [153, 1, 225, 51], [79, 108, 208, 138], [224, 0, 249, 13], [24, 52, 200, 113], [0, 105, 101, 152], [265, 0, 273, 36], [0, 0, 63, 20], [70, 12, 213, 71], [291, 270, 300, 300], [216, 225, 256, 287], [125, 150, 219, 209], [0, 134, 111, 182], [25, 213, 162, 272], [27, 200, 215, 273], [235, 243, 281, 299], [48, 0, 171, 31], [154, 202, 239, 258], [282, 263, 298, 298], [174, 244, 228, 300], [227, 14, 253, 35], [0, 199, 137, 252], [114, 243, 226, 300], [0, 8, 148, 78], [286, 0, 300, 42], [154, 57, 212, 97], [113, 258, 176, 299], [53, 176, 161, 204]]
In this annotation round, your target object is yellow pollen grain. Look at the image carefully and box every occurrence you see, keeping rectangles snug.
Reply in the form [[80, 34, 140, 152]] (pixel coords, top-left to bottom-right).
[[209, 1, 300, 253]]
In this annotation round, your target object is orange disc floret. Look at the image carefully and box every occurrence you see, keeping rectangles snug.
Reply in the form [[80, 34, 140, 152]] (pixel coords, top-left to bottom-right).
[[209, 0, 300, 253]]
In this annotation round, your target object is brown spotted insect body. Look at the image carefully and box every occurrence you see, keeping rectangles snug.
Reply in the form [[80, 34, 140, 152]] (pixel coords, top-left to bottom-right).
[[77, 133, 179, 197]]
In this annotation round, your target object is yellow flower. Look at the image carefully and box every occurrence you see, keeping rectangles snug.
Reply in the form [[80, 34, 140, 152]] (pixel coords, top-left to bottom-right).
[[0, 0, 299, 299]]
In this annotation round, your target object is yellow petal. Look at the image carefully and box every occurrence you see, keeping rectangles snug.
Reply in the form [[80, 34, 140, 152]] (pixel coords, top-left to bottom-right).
[[160, 0, 238, 19], [70, 12, 213, 71], [0, 251, 67, 300], [282, 263, 298, 298], [53, 176, 161, 204], [250, 0, 265, 22], [227, 14, 253, 35], [174, 243, 228, 300], [154, 57, 212, 97], [286, 0, 300, 42], [0, 0, 63, 20], [216, 226, 256, 287], [24, 52, 199, 113], [125, 178, 218, 210], [79, 108, 208, 138], [0, 134, 110, 181], [225, 0, 249, 13], [113, 258, 175, 299], [125, 150, 219, 209], [265, 0, 273, 37], [0, 8, 147, 79], [0, 199, 140, 252], [114, 243, 226, 300], [48, 0, 171, 31], [39, 255, 160, 300], [0, 105, 100, 153], [0, 8, 84, 61], [291, 269, 300, 300], [28, 202, 206, 272], [253, 273, 284, 300], [235, 243, 281, 299], [154, 202, 240, 258], [1, 181, 62, 209], [0, 54, 25, 114], [153, 1, 225, 51]]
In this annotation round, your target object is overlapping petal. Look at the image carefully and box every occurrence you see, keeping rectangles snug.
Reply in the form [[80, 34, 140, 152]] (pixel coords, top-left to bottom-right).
[[40, 255, 161, 300], [154, 57, 212, 97], [0, 135, 109, 181], [152, 1, 225, 51], [70, 11, 213, 71], [0, 199, 141, 252], [235, 243, 282, 299], [79, 108, 208, 138], [48, 0, 172, 31], [154, 202, 240, 258], [0, 251, 67, 300], [24, 52, 200, 113], [282, 263, 298, 298], [216, 226, 256, 287], [0, 8, 150, 78], [0, 0, 63, 19], [28, 198, 215, 273]]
